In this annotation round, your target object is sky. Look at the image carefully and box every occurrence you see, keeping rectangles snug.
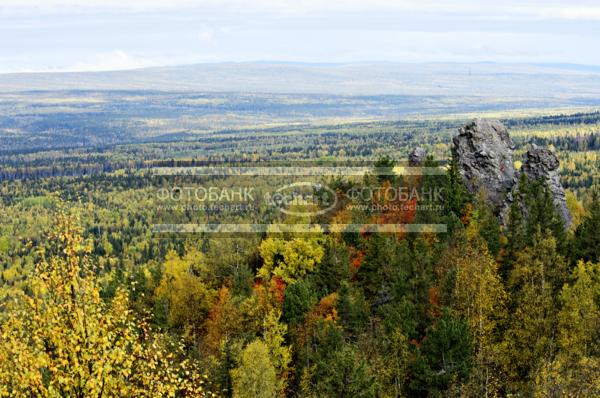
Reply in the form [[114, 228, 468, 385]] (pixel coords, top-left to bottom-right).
[[1, 0, 600, 73]]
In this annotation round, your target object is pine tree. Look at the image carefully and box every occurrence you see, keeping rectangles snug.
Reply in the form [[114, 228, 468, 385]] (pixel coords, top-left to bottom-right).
[[503, 193, 527, 278], [475, 200, 502, 258], [504, 175, 567, 276], [523, 179, 566, 251], [312, 240, 351, 295], [301, 342, 377, 398], [337, 281, 369, 338], [444, 156, 471, 220], [355, 234, 399, 299], [410, 307, 473, 396], [282, 278, 318, 327], [374, 155, 396, 184]]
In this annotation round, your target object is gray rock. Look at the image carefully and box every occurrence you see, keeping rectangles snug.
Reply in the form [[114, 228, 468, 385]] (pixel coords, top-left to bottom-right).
[[408, 147, 427, 166], [452, 119, 517, 218], [451, 119, 572, 228], [520, 146, 572, 228]]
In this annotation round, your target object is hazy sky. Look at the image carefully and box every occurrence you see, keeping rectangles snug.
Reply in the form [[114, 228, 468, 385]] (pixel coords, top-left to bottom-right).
[[2, 0, 600, 73]]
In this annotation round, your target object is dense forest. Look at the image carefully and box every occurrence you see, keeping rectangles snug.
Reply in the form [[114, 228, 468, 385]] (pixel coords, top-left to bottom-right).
[[1, 108, 599, 397]]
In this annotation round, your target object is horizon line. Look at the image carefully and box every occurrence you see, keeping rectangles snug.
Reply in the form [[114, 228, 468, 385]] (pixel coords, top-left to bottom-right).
[[3, 60, 600, 76]]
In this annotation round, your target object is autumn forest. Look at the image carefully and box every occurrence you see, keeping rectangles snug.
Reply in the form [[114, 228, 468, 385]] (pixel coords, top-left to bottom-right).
[[0, 86, 599, 398]]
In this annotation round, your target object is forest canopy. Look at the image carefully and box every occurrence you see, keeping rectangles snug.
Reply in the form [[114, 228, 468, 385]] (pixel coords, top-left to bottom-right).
[[1, 109, 599, 397]]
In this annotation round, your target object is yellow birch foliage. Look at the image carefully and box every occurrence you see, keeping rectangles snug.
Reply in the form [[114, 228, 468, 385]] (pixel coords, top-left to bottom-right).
[[258, 237, 324, 284], [154, 249, 215, 335], [262, 309, 292, 397], [503, 233, 566, 394], [0, 215, 212, 398], [230, 340, 277, 398], [448, 222, 507, 397], [533, 260, 600, 397]]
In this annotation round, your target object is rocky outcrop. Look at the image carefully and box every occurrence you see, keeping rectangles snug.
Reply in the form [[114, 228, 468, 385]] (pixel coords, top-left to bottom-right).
[[521, 145, 572, 228], [451, 119, 571, 228], [452, 119, 517, 218], [408, 147, 427, 166]]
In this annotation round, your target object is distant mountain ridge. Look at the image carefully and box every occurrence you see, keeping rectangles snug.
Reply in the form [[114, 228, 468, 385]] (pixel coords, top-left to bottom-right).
[[2, 62, 600, 97]]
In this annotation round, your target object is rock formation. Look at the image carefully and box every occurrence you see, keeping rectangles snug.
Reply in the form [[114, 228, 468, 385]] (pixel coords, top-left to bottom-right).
[[451, 119, 517, 218], [408, 147, 427, 166], [451, 119, 571, 228], [521, 145, 572, 228]]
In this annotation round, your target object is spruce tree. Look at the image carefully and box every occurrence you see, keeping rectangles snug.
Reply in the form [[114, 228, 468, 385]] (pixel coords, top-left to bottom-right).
[[410, 308, 473, 396]]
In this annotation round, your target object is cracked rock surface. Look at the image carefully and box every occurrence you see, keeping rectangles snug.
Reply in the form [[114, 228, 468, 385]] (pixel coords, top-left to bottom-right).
[[521, 145, 572, 228], [451, 119, 571, 228], [408, 147, 427, 166], [452, 118, 517, 218]]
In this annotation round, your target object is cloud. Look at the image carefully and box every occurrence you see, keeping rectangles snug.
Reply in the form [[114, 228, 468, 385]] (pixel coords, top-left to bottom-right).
[[198, 25, 215, 42], [66, 51, 153, 72], [540, 6, 600, 21], [2, 0, 600, 72], [10, 51, 158, 73], [3, 0, 600, 20]]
